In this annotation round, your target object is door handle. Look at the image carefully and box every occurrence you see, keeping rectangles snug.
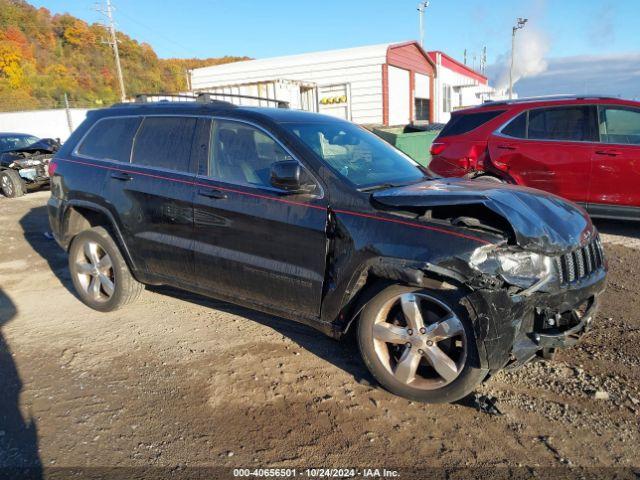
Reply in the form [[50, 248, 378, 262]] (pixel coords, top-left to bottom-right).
[[197, 188, 228, 199], [110, 171, 133, 181], [497, 144, 516, 151], [595, 150, 622, 156]]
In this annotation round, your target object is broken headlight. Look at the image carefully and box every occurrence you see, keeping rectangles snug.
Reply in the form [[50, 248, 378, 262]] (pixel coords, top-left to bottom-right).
[[11, 158, 43, 168], [470, 247, 555, 292]]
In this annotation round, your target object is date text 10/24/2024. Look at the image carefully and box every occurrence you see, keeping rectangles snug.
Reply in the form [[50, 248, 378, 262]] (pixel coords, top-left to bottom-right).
[[233, 468, 400, 478]]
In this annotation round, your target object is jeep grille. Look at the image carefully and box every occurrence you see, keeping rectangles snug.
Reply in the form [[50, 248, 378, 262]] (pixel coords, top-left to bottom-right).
[[555, 237, 605, 285]]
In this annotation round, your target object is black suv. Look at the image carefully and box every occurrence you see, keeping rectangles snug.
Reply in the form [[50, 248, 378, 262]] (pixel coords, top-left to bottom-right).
[[48, 95, 607, 403]]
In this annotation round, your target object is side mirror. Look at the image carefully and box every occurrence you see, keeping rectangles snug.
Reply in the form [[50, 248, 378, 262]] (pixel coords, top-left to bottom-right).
[[270, 160, 316, 194]]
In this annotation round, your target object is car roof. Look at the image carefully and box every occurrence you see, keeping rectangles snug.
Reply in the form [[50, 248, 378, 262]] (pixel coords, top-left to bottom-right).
[[455, 95, 640, 114]]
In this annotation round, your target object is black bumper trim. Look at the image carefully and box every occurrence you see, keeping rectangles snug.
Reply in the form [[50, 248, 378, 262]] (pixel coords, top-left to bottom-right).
[[534, 297, 599, 349]]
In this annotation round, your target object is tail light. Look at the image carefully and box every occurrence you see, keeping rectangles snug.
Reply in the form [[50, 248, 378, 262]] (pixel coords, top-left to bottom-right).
[[430, 142, 447, 156], [48, 159, 58, 177]]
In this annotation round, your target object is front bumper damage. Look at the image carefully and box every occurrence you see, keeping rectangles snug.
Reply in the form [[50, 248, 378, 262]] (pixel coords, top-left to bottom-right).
[[463, 268, 606, 372], [2, 151, 53, 187]]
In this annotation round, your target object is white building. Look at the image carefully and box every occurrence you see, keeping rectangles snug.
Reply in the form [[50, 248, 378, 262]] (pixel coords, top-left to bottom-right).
[[190, 41, 504, 126], [427, 50, 508, 123]]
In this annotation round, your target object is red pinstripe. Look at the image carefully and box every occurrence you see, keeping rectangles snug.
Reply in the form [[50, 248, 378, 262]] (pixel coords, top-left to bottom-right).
[[58, 157, 491, 245]]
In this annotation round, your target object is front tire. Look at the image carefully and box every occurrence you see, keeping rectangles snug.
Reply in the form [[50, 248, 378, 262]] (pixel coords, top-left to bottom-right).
[[357, 285, 488, 403], [1, 170, 25, 198], [68, 226, 143, 312]]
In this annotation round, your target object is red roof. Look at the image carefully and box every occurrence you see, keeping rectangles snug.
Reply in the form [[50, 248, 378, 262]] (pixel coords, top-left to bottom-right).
[[427, 51, 488, 85]]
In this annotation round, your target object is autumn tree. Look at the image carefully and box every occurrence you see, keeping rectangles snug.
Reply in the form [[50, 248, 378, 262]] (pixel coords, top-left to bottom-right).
[[0, 0, 249, 111]]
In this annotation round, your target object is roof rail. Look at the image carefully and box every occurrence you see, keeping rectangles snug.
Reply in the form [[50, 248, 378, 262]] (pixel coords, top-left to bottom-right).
[[196, 92, 290, 109], [483, 94, 620, 106], [129, 92, 290, 109], [131, 93, 235, 108]]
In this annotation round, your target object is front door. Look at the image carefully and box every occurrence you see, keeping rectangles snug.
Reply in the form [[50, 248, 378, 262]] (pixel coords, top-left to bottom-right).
[[191, 118, 328, 319], [588, 105, 640, 218], [489, 105, 598, 204]]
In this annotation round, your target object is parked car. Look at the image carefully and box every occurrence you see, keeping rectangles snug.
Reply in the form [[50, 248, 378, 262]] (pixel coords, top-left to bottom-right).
[[0, 133, 61, 198], [429, 95, 640, 220], [48, 96, 606, 403]]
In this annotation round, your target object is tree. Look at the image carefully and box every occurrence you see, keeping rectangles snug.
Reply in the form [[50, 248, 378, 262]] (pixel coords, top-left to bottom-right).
[[0, 0, 249, 111], [0, 41, 25, 88]]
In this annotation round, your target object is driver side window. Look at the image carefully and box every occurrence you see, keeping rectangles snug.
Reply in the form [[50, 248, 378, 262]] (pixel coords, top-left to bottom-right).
[[209, 120, 293, 188]]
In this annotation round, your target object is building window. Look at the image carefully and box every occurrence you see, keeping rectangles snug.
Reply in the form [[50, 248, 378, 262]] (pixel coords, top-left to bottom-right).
[[415, 98, 430, 121]]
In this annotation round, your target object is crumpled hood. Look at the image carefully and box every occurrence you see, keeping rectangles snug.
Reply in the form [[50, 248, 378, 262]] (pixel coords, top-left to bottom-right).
[[372, 178, 594, 255]]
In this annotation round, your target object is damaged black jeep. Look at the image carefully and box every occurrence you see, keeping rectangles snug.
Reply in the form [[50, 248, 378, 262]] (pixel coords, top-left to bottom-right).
[[0, 133, 60, 198], [47, 96, 607, 403]]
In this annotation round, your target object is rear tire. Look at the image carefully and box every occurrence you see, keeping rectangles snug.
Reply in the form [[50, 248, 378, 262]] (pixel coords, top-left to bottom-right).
[[68, 226, 143, 312], [1, 170, 25, 198], [357, 284, 488, 403]]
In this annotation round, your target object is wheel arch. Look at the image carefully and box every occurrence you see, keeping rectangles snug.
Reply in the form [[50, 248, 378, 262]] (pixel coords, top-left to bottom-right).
[[62, 200, 139, 276], [334, 258, 467, 339]]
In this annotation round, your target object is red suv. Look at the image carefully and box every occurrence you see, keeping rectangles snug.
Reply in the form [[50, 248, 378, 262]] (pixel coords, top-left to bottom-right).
[[429, 96, 640, 220]]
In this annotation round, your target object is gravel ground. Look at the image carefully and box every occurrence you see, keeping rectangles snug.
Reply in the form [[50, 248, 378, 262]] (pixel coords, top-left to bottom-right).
[[0, 191, 638, 478]]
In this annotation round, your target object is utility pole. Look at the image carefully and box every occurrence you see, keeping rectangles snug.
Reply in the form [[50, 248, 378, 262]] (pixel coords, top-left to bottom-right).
[[63, 93, 73, 134], [417, 1, 430, 48], [97, 0, 126, 102], [481, 46, 487, 74], [185, 69, 192, 92], [509, 17, 527, 100]]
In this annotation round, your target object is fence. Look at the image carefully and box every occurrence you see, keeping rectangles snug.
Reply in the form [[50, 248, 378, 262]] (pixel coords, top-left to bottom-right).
[[0, 108, 93, 142]]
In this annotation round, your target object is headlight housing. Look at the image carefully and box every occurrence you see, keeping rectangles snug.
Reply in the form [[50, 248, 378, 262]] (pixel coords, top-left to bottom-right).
[[470, 246, 555, 292], [11, 158, 43, 168]]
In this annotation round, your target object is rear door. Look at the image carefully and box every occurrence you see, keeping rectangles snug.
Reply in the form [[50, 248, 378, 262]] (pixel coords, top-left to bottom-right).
[[103, 115, 198, 282], [488, 105, 598, 203], [191, 118, 328, 318], [588, 105, 640, 216]]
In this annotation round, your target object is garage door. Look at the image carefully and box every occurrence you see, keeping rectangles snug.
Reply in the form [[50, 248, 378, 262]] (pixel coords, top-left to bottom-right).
[[388, 66, 410, 125]]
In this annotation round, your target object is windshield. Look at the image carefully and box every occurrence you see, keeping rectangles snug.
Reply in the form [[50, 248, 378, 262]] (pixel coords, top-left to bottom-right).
[[0, 134, 39, 153], [283, 121, 428, 189]]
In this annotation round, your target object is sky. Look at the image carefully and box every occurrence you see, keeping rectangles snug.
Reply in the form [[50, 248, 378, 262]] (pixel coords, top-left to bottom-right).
[[30, 0, 640, 97]]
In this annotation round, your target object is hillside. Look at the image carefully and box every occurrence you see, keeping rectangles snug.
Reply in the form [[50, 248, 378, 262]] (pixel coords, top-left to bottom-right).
[[0, 0, 249, 111]]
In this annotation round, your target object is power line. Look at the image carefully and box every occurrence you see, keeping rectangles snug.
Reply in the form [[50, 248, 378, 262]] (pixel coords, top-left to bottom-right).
[[115, 8, 200, 58]]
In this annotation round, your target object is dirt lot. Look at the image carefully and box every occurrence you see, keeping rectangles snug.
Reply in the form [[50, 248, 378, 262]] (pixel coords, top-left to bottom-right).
[[1, 191, 639, 478]]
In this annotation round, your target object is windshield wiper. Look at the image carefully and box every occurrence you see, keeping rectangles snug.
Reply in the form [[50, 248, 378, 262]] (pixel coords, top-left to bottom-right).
[[359, 183, 398, 192], [359, 176, 432, 193]]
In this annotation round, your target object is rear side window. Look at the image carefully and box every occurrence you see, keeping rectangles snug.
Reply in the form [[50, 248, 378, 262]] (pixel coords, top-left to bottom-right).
[[599, 107, 640, 144], [528, 106, 598, 142], [439, 110, 506, 137], [131, 117, 197, 172], [501, 112, 527, 138], [77, 117, 140, 162]]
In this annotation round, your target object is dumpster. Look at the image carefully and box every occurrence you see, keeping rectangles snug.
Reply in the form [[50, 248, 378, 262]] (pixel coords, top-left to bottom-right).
[[372, 126, 441, 167]]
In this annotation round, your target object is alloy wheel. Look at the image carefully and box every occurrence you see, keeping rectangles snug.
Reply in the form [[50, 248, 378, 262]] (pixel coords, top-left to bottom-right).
[[1, 175, 13, 196], [372, 292, 467, 389], [73, 240, 115, 303]]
